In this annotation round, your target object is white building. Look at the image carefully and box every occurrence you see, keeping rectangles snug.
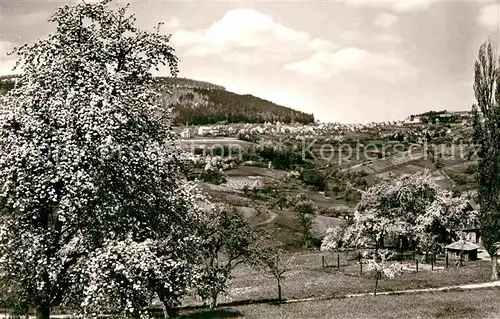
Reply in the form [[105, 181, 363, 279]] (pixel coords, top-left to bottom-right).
[[403, 115, 422, 125], [197, 126, 212, 136], [180, 128, 191, 138]]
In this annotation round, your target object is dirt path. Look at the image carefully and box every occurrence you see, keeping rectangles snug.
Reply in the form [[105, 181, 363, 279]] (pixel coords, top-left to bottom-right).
[[282, 280, 500, 304], [5, 281, 500, 318], [256, 210, 278, 226]]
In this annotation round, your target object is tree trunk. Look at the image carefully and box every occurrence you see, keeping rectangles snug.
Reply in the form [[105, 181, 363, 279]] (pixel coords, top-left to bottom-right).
[[161, 301, 178, 318], [36, 305, 50, 319], [278, 281, 282, 303], [158, 287, 178, 318], [492, 255, 498, 280], [374, 273, 380, 296], [210, 293, 218, 309]]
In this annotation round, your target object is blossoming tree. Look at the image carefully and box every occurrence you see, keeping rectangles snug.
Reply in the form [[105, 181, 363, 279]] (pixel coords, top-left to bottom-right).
[[365, 250, 402, 296], [0, 1, 206, 318], [322, 171, 476, 256]]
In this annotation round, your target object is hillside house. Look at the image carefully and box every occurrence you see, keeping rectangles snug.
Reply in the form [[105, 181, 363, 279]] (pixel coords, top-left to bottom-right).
[[439, 110, 471, 119], [197, 126, 213, 136], [180, 128, 191, 138], [210, 127, 222, 137], [403, 116, 422, 125]]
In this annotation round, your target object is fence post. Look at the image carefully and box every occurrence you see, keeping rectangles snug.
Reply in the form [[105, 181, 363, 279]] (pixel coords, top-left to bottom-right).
[[416, 258, 419, 272], [446, 252, 449, 269], [431, 253, 434, 271], [359, 252, 363, 275], [460, 252, 463, 267], [322, 255, 325, 268], [337, 253, 340, 270]]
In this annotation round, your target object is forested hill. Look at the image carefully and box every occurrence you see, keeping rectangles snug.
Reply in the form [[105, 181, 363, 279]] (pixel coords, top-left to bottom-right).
[[157, 77, 226, 90], [159, 77, 315, 125], [0, 75, 315, 125]]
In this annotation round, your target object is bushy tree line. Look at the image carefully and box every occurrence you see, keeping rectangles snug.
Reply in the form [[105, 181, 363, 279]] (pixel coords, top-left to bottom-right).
[[256, 146, 306, 170], [158, 77, 226, 90]]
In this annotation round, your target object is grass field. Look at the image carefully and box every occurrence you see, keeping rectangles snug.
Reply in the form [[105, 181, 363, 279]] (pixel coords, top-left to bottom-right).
[[178, 288, 500, 318], [171, 251, 492, 311], [219, 253, 491, 304]]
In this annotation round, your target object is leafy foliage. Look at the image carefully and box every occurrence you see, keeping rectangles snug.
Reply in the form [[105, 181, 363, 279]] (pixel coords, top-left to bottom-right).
[[254, 146, 306, 170], [0, 75, 18, 94], [300, 169, 327, 191]]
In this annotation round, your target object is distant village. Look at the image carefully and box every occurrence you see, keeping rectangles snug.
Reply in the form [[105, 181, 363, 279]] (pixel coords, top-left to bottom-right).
[[177, 110, 474, 148]]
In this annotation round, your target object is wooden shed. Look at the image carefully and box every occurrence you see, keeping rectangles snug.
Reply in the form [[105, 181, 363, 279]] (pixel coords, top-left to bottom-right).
[[445, 240, 479, 262]]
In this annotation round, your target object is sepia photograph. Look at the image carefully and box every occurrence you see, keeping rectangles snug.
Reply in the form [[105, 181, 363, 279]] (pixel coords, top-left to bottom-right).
[[0, 0, 500, 318]]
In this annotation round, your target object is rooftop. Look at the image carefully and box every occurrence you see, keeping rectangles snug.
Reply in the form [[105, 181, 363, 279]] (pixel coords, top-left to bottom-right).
[[445, 240, 479, 251]]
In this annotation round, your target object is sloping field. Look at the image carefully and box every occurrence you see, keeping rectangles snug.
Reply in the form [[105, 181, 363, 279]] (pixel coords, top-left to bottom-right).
[[374, 167, 454, 189], [312, 215, 343, 239], [177, 137, 254, 153], [224, 176, 265, 190], [375, 164, 428, 179], [225, 166, 289, 179], [348, 147, 425, 175]]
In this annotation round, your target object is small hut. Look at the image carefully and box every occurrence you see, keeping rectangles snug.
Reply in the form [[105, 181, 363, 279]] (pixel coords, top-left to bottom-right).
[[445, 240, 479, 262]]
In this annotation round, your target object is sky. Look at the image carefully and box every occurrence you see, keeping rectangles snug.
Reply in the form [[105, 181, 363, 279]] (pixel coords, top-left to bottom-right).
[[1, 0, 500, 123]]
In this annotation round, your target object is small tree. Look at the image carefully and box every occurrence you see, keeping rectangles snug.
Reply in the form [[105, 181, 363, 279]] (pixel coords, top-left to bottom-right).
[[197, 205, 260, 308], [257, 247, 295, 303], [270, 192, 290, 211], [434, 156, 444, 169], [293, 195, 315, 248], [365, 250, 402, 296]]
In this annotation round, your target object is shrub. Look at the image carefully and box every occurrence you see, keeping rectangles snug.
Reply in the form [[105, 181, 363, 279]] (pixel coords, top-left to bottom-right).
[[199, 170, 226, 185], [434, 157, 444, 169], [453, 174, 468, 186], [464, 163, 478, 175], [300, 169, 326, 191], [257, 147, 305, 170]]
